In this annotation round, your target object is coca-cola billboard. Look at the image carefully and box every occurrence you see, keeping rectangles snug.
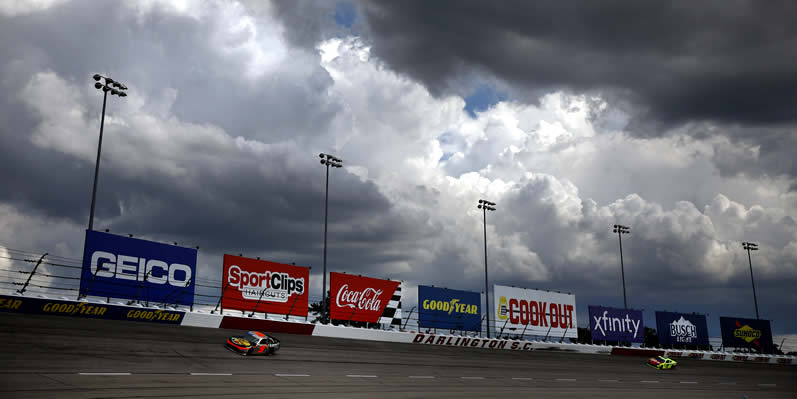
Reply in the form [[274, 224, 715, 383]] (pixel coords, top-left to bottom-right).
[[329, 272, 399, 323], [221, 255, 309, 316]]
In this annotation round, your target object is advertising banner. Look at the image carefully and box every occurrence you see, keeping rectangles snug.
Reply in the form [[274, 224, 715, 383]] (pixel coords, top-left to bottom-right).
[[418, 286, 481, 331], [720, 316, 774, 353], [493, 285, 577, 338], [0, 294, 184, 324], [588, 305, 645, 343], [79, 230, 197, 306], [655, 311, 709, 346], [221, 255, 309, 316], [329, 272, 400, 323]]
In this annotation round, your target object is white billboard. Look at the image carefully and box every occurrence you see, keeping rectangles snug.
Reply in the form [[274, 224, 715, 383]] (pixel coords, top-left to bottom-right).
[[494, 285, 577, 338]]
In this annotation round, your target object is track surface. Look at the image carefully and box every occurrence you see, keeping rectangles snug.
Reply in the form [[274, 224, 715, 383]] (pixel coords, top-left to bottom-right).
[[1, 313, 795, 398]]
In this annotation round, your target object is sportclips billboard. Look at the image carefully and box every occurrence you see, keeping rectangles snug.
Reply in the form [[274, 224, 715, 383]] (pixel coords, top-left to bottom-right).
[[418, 286, 481, 332], [588, 306, 645, 343], [222, 255, 309, 316], [720, 316, 774, 353], [655, 311, 709, 346], [494, 285, 577, 338], [80, 230, 197, 306], [329, 272, 400, 323]]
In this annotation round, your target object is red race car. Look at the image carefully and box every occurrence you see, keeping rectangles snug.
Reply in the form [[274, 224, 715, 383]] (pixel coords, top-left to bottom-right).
[[225, 331, 281, 356]]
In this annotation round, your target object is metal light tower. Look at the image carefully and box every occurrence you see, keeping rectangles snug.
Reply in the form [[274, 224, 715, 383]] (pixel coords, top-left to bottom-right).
[[88, 74, 127, 231], [478, 199, 496, 338], [319, 153, 342, 322], [742, 241, 760, 319], [613, 224, 630, 308]]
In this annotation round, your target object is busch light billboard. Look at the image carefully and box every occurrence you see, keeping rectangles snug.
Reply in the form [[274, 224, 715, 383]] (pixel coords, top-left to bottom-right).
[[79, 230, 197, 306], [655, 311, 709, 346], [720, 316, 774, 353], [418, 285, 481, 332], [588, 305, 644, 343]]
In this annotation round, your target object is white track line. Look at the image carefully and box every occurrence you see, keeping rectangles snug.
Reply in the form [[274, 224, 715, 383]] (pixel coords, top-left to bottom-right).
[[460, 376, 485, 379], [679, 381, 697, 384], [78, 372, 131, 376], [598, 379, 619, 382], [556, 378, 576, 382], [640, 380, 659, 383], [409, 376, 435, 379], [190, 373, 232, 376], [718, 382, 736, 385], [511, 377, 532, 380], [275, 374, 310, 377], [346, 375, 377, 378], [758, 383, 776, 387]]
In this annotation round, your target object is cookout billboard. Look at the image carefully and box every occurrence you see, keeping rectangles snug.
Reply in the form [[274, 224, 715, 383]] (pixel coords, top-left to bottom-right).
[[79, 230, 197, 306], [493, 285, 577, 338], [329, 272, 400, 323], [418, 286, 481, 332], [720, 316, 774, 353], [588, 305, 645, 343], [655, 311, 709, 346], [222, 255, 309, 316]]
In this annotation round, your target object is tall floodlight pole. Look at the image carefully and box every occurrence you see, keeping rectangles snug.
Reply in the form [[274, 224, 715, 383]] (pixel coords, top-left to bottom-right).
[[319, 153, 342, 323], [613, 224, 630, 308], [478, 199, 496, 338], [88, 74, 127, 231], [742, 241, 760, 319]]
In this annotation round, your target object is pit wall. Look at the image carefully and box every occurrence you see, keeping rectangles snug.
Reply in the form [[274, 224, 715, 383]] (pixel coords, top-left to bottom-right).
[[1, 293, 793, 365]]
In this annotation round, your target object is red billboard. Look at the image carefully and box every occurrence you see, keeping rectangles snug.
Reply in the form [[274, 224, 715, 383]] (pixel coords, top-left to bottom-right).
[[222, 255, 309, 316], [329, 272, 399, 323]]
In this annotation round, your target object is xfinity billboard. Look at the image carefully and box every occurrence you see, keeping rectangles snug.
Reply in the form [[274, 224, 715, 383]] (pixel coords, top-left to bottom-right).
[[79, 230, 197, 306], [654, 311, 709, 346], [588, 306, 644, 343]]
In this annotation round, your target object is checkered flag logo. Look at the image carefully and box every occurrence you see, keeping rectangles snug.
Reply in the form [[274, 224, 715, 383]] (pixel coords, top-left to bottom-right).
[[379, 283, 402, 326]]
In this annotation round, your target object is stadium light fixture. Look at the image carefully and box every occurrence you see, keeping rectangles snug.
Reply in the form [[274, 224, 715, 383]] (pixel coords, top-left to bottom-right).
[[477, 199, 496, 338], [319, 153, 343, 323], [87, 74, 128, 231], [742, 241, 760, 319], [612, 224, 631, 308]]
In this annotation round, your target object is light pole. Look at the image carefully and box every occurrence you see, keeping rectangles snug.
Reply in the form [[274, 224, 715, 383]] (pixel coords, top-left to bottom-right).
[[742, 241, 760, 319], [88, 74, 127, 231], [613, 224, 630, 308], [319, 153, 342, 323], [478, 199, 496, 338]]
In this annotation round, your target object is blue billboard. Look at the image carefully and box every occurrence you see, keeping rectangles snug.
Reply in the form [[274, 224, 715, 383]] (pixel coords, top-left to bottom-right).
[[588, 305, 645, 343], [655, 311, 709, 346], [79, 230, 197, 306], [418, 285, 481, 331], [720, 316, 774, 353]]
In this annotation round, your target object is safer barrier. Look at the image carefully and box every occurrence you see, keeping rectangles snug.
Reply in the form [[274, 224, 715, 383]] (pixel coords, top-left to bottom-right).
[[0, 294, 184, 324]]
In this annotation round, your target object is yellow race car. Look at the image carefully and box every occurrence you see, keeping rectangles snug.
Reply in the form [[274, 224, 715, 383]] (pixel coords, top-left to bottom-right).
[[648, 356, 677, 369]]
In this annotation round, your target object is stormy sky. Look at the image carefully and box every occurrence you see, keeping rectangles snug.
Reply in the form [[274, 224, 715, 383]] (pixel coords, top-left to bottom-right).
[[0, 0, 795, 341]]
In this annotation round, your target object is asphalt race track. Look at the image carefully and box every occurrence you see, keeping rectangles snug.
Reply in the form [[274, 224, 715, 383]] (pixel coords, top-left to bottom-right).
[[0, 313, 795, 398]]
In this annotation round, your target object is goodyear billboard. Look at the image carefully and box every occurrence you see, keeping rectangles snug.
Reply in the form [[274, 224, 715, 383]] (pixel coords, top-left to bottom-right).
[[720, 316, 774, 353], [655, 311, 710, 346], [79, 230, 197, 306], [418, 286, 481, 331], [0, 294, 184, 324]]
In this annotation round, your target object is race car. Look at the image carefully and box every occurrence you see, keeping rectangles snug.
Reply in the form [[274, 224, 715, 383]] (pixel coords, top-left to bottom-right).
[[225, 331, 280, 356], [647, 356, 677, 369]]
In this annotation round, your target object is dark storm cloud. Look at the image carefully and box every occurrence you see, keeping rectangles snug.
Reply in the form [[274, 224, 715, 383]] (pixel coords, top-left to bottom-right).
[[356, 1, 797, 127]]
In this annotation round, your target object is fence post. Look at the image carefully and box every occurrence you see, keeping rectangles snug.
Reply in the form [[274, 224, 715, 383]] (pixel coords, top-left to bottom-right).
[[17, 253, 48, 296], [212, 282, 229, 314], [131, 270, 152, 306], [285, 294, 300, 321], [79, 260, 102, 300], [173, 277, 192, 310], [543, 325, 553, 341], [559, 326, 568, 343], [402, 306, 416, 330], [498, 317, 510, 339], [249, 288, 267, 317]]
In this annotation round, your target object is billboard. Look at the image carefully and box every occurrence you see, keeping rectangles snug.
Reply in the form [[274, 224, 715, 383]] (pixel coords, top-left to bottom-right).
[[329, 272, 400, 323], [655, 311, 709, 346], [588, 305, 645, 343], [720, 316, 774, 353], [418, 286, 481, 331], [221, 255, 309, 316], [493, 285, 577, 338], [79, 230, 197, 306]]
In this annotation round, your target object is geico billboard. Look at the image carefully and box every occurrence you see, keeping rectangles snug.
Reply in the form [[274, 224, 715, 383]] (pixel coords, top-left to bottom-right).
[[79, 230, 197, 306], [494, 285, 577, 338], [222, 255, 309, 316]]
